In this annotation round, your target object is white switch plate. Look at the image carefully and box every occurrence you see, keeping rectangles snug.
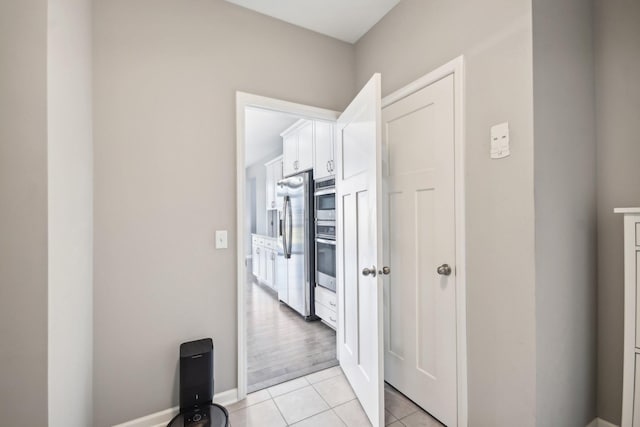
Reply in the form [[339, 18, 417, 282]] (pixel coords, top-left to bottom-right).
[[490, 122, 510, 159], [215, 230, 228, 249]]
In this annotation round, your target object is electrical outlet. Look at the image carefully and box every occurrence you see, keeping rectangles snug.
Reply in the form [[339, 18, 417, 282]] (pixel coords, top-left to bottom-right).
[[490, 122, 510, 159]]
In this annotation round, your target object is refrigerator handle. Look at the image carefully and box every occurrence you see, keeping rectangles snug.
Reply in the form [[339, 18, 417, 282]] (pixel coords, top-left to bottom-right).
[[287, 196, 293, 258], [282, 196, 288, 259]]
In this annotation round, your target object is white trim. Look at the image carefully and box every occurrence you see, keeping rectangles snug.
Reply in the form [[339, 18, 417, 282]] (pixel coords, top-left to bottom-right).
[[586, 417, 619, 427], [614, 207, 640, 214], [235, 92, 339, 400], [112, 388, 238, 427], [381, 56, 468, 427]]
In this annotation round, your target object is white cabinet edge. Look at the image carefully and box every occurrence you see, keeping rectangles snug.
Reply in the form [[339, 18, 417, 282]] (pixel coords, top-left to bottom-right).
[[615, 207, 640, 214]]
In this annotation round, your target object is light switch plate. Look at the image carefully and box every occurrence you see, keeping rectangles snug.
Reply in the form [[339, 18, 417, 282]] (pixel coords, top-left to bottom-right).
[[215, 230, 228, 249], [490, 122, 510, 159]]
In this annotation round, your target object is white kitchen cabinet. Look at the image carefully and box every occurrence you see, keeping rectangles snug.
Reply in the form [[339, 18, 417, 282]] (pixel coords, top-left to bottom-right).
[[297, 120, 314, 172], [282, 120, 313, 177], [251, 235, 278, 291], [251, 236, 260, 278], [259, 244, 267, 283], [617, 207, 640, 427], [314, 285, 337, 330], [265, 156, 283, 211], [283, 132, 298, 177], [314, 120, 336, 180], [266, 249, 275, 289]]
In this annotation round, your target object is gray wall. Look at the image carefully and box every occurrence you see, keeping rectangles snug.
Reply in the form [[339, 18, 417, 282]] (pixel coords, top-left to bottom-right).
[[0, 0, 49, 425], [532, 0, 597, 426], [47, 0, 94, 425], [92, 1, 355, 425], [595, 0, 640, 424], [355, 1, 537, 425]]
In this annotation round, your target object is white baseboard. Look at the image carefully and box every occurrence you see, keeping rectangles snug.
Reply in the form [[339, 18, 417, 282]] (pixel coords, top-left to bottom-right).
[[587, 417, 619, 427], [113, 388, 238, 427]]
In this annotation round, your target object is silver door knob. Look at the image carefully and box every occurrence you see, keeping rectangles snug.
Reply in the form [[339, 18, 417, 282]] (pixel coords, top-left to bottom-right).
[[378, 266, 391, 275], [362, 266, 377, 277], [437, 264, 452, 276]]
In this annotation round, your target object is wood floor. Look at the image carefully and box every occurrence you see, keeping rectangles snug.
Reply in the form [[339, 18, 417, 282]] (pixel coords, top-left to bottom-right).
[[247, 278, 338, 393]]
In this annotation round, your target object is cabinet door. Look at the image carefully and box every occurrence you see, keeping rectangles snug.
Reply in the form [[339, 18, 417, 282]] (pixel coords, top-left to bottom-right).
[[252, 242, 260, 277], [297, 121, 314, 172], [266, 249, 275, 289], [282, 133, 298, 177], [266, 163, 276, 210], [635, 354, 640, 427], [275, 158, 284, 210], [314, 121, 335, 179], [259, 245, 267, 282], [637, 251, 640, 349]]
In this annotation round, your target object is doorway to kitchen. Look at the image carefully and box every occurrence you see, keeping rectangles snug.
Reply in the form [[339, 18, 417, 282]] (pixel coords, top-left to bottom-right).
[[236, 58, 468, 426], [238, 100, 341, 394]]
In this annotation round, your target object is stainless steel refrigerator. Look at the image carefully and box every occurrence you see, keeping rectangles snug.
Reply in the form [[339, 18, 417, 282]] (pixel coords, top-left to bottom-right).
[[276, 171, 315, 319]]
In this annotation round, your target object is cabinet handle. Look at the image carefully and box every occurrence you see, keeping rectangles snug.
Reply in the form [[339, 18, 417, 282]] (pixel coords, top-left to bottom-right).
[[271, 201, 275, 208], [327, 161, 331, 172], [331, 160, 335, 172], [329, 301, 336, 307], [256, 247, 260, 254]]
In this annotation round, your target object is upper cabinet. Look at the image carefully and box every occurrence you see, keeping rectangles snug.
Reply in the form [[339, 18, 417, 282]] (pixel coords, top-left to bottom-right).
[[265, 155, 283, 211], [282, 120, 314, 177], [314, 120, 336, 180]]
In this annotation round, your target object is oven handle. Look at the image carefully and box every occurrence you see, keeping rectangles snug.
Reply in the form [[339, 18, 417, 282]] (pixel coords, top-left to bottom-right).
[[316, 237, 336, 246], [314, 188, 336, 197]]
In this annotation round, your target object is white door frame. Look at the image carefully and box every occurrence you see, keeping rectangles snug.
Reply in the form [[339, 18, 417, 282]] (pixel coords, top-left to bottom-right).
[[235, 92, 339, 400], [235, 55, 467, 424], [381, 56, 467, 426]]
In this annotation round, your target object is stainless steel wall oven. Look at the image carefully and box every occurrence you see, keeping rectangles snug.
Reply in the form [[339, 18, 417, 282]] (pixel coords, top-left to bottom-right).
[[314, 177, 336, 292], [314, 177, 335, 221]]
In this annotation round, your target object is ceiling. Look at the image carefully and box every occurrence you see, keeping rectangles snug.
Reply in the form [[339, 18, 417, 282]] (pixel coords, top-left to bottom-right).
[[245, 108, 298, 167], [224, 0, 401, 43]]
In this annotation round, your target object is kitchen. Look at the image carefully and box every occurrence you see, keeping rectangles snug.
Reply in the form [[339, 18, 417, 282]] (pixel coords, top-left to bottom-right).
[[244, 107, 339, 392]]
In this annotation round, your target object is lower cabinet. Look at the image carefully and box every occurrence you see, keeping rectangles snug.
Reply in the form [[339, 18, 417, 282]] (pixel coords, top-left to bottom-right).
[[618, 208, 640, 427], [251, 235, 277, 291], [314, 285, 337, 330], [251, 237, 260, 277]]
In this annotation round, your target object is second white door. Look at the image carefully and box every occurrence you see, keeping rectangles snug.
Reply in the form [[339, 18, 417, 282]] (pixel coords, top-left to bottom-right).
[[382, 74, 457, 426]]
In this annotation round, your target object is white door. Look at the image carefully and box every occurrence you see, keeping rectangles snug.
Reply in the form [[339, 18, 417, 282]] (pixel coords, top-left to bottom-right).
[[336, 74, 385, 427], [382, 74, 457, 426]]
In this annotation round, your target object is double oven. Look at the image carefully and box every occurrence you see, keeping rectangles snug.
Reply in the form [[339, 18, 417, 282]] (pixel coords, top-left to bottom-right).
[[314, 177, 336, 292]]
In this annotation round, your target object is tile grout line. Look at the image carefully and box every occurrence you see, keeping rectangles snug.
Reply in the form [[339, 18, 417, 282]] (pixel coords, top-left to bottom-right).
[[270, 395, 290, 426]]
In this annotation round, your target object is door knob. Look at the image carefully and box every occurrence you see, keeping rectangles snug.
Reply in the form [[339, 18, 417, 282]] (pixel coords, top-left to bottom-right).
[[362, 266, 377, 277], [437, 264, 452, 276], [378, 266, 391, 275]]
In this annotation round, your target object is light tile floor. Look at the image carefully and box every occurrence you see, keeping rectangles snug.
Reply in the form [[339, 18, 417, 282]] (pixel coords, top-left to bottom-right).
[[227, 366, 445, 427]]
